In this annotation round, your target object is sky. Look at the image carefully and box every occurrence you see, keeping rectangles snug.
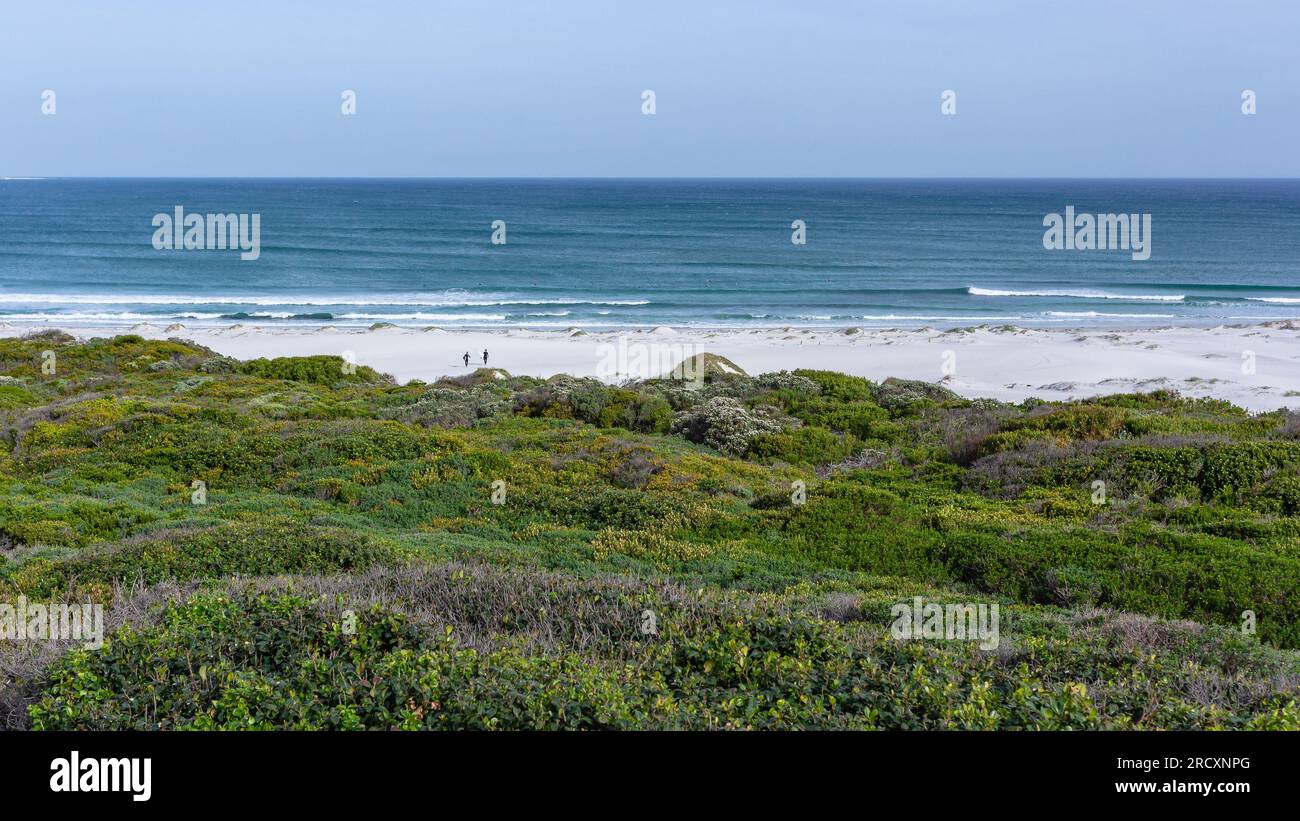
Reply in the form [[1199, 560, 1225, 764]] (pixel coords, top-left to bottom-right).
[[0, 0, 1297, 177]]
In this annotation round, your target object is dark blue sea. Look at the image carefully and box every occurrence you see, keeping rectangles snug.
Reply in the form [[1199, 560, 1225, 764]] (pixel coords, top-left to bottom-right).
[[1, 178, 1298, 329]]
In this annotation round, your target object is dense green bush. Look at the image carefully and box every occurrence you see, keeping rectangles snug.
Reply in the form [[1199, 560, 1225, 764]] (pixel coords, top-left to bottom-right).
[[29, 584, 1298, 730], [749, 425, 861, 465], [380, 385, 510, 428], [238, 355, 391, 386], [515, 380, 674, 434], [8, 518, 402, 599]]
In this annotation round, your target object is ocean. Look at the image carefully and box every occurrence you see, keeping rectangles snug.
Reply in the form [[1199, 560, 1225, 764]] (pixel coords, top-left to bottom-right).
[[1, 178, 1298, 330]]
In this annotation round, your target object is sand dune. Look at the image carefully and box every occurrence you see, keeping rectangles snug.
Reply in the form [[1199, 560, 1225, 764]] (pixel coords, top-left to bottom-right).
[[5, 321, 1299, 412]]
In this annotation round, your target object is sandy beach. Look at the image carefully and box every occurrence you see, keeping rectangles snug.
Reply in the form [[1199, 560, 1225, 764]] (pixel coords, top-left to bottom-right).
[[5, 320, 1298, 412]]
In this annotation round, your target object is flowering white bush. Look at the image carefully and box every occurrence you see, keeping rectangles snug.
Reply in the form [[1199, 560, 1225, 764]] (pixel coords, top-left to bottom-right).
[[670, 396, 783, 456], [755, 371, 821, 394]]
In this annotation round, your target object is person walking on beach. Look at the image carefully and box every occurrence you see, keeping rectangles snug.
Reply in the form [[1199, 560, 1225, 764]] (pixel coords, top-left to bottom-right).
[[482, 349, 489, 365], [463, 351, 470, 368]]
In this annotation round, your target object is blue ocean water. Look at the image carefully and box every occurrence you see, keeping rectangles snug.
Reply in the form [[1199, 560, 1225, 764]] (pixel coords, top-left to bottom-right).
[[1, 178, 1298, 330]]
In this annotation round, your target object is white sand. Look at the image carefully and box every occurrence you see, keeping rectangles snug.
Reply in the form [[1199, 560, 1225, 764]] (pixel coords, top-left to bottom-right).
[[6, 321, 1300, 412]]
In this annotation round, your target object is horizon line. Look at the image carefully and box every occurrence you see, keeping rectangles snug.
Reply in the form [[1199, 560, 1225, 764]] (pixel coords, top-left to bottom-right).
[[5, 175, 1300, 182]]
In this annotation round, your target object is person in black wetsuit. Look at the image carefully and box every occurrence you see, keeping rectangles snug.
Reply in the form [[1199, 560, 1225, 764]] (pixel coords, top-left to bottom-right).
[[482, 349, 489, 365], [463, 352, 470, 367]]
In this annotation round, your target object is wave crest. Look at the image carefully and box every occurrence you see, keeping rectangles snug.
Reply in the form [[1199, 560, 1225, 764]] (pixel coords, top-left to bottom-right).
[[968, 287, 1184, 302]]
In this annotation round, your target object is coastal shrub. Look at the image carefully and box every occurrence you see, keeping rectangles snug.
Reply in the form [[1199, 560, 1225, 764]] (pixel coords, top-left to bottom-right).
[[8, 518, 401, 599], [607, 447, 663, 489], [936, 405, 1007, 465], [749, 426, 860, 465], [1197, 442, 1300, 501], [792, 370, 875, 402], [7, 334, 1300, 730], [778, 396, 888, 438], [1259, 476, 1300, 516], [285, 420, 434, 466], [1276, 411, 1300, 440], [0, 384, 37, 410], [515, 382, 673, 434], [237, 356, 391, 386], [871, 377, 961, 415], [32, 578, 1297, 731], [754, 371, 821, 394], [581, 488, 673, 529], [1004, 404, 1129, 441], [380, 386, 510, 428], [937, 523, 1300, 647], [670, 397, 783, 456], [590, 527, 713, 564], [199, 356, 238, 374], [20, 330, 77, 346]]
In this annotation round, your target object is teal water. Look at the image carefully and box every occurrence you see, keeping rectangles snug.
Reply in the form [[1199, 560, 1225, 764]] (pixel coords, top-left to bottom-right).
[[1, 178, 1298, 329]]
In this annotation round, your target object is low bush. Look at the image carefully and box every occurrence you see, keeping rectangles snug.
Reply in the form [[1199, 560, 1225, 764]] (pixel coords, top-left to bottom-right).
[[7, 518, 402, 599]]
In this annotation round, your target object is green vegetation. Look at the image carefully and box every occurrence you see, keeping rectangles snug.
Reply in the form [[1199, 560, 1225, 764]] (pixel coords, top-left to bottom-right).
[[2, 331, 1298, 729]]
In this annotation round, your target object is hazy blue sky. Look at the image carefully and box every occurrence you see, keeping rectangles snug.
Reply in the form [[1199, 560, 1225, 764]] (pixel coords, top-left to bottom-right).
[[1, 0, 1296, 177]]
